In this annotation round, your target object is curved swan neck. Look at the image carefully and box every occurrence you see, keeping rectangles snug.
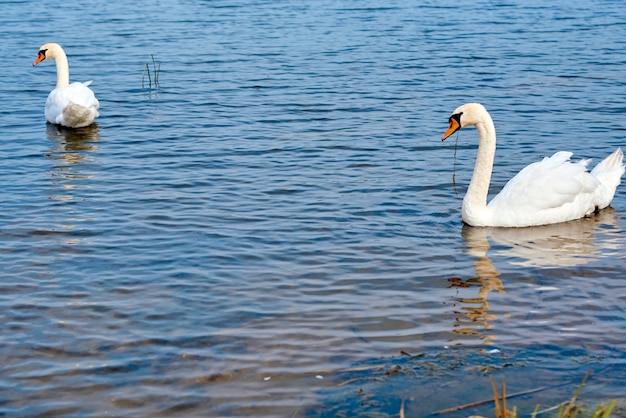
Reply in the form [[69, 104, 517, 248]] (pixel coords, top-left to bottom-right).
[[462, 108, 496, 222], [38, 43, 70, 89], [52, 47, 70, 89]]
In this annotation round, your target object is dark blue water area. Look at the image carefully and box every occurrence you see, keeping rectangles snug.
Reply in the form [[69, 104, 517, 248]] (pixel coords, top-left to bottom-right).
[[1, 0, 626, 416], [314, 344, 626, 417]]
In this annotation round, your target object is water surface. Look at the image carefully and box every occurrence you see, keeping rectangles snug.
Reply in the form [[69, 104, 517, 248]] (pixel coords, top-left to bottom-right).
[[1, 0, 625, 416]]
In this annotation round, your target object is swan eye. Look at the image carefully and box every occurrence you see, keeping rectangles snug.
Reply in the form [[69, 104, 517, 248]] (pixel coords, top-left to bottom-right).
[[448, 112, 463, 130]]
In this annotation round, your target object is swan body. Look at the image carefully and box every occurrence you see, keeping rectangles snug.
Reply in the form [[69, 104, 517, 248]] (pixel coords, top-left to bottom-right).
[[33, 43, 99, 128], [442, 103, 624, 227]]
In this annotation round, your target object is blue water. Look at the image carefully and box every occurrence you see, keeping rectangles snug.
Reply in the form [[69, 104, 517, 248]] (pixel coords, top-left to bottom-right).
[[1, 0, 626, 416]]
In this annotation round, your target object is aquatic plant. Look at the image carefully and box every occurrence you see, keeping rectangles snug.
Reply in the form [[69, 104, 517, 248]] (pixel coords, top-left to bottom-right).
[[428, 371, 617, 417], [142, 54, 160, 88], [488, 371, 616, 418]]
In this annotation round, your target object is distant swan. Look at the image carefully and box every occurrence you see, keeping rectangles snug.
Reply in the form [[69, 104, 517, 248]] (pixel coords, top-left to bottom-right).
[[33, 43, 99, 128], [441, 102, 624, 227]]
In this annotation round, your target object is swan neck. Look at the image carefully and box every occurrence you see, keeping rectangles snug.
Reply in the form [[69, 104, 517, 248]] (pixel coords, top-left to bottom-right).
[[53, 49, 70, 89], [463, 117, 496, 219]]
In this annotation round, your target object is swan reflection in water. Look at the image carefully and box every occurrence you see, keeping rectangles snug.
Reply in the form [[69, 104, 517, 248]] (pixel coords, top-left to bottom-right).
[[46, 123, 100, 192], [449, 209, 623, 344], [47, 123, 101, 154], [46, 123, 101, 243]]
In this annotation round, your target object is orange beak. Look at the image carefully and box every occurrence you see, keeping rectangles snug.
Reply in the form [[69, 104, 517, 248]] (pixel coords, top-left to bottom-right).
[[441, 117, 461, 141], [33, 50, 46, 66]]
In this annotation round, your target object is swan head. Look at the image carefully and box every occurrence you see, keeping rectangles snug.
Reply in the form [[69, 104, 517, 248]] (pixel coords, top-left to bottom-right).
[[33, 43, 64, 66], [441, 102, 489, 141]]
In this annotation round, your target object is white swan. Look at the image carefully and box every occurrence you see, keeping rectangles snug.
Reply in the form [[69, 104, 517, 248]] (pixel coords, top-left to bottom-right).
[[33, 43, 99, 128], [442, 103, 624, 227]]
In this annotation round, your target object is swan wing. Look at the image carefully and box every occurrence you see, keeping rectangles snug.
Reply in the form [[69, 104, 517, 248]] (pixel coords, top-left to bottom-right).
[[489, 151, 598, 213], [45, 82, 99, 128]]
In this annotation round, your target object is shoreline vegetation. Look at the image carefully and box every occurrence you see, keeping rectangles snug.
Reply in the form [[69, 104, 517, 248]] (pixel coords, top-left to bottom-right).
[[405, 371, 617, 418]]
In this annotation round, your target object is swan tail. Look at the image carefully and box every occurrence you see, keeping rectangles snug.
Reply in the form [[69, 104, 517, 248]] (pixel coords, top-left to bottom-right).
[[591, 147, 625, 209], [62, 102, 98, 128]]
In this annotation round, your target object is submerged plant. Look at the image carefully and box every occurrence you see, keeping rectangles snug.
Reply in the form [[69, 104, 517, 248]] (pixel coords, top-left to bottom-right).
[[142, 54, 160, 88]]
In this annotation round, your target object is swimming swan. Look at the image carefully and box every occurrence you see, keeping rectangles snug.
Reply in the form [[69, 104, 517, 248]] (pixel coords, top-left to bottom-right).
[[442, 103, 624, 227], [33, 43, 99, 128]]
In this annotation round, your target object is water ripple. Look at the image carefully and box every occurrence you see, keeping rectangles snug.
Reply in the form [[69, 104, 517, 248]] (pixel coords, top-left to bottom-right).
[[1, 0, 626, 416]]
